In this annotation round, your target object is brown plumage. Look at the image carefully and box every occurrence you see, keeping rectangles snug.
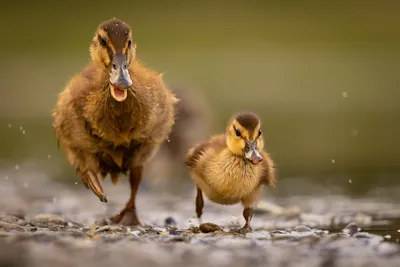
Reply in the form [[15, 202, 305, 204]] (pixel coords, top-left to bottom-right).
[[185, 112, 276, 232], [52, 18, 177, 226]]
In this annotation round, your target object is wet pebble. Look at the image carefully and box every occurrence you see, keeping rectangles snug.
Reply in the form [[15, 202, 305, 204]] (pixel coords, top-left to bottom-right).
[[164, 216, 177, 226], [94, 225, 125, 234], [294, 225, 312, 232], [342, 222, 361, 236], [200, 223, 222, 233], [0, 221, 25, 232], [30, 214, 68, 227], [0, 214, 24, 224]]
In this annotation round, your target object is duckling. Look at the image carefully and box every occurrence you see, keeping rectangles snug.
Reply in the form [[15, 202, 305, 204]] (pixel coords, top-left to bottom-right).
[[185, 112, 276, 231], [52, 18, 177, 226]]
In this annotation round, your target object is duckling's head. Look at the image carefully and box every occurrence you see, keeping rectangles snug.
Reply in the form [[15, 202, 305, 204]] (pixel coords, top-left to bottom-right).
[[90, 18, 136, 102], [226, 112, 264, 165]]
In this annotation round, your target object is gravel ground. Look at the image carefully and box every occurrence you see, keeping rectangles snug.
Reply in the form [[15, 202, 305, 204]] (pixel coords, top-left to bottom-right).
[[1, 167, 400, 267]]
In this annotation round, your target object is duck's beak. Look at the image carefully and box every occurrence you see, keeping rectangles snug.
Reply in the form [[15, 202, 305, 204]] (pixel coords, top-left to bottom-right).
[[109, 53, 132, 102], [244, 141, 263, 165]]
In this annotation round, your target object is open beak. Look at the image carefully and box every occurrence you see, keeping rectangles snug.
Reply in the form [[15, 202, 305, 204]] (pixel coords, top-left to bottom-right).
[[244, 141, 263, 165], [109, 53, 133, 102]]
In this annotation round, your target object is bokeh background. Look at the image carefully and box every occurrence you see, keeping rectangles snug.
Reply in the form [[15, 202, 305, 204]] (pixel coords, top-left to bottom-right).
[[1, 0, 399, 199]]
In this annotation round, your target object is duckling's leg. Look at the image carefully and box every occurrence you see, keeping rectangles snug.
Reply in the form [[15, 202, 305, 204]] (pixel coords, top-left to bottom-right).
[[196, 187, 204, 219], [242, 207, 253, 231], [110, 166, 142, 226]]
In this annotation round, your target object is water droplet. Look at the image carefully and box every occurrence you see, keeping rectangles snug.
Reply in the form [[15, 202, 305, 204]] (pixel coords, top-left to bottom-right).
[[47, 154, 51, 159], [4, 176, 8, 180], [7, 124, 11, 128], [19, 126, 23, 131], [74, 182, 78, 185], [331, 159, 335, 163], [15, 165, 20, 170], [21, 130, 26, 135], [23, 182, 28, 188], [351, 129, 359, 137], [342, 92, 348, 98], [348, 179, 352, 184]]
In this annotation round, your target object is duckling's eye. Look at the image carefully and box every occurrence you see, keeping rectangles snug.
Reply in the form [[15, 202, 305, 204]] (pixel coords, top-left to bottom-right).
[[234, 127, 241, 137], [258, 129, 262, 137], [128, 40, 132, 49], [98, 34, 107, 47]]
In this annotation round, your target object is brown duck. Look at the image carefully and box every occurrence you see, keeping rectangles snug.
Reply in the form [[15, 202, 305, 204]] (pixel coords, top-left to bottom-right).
[[52, 18, 178, 225]]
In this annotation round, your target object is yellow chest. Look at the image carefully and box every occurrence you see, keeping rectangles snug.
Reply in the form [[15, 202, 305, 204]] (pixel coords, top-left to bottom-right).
[[193, 151, 262, 205]]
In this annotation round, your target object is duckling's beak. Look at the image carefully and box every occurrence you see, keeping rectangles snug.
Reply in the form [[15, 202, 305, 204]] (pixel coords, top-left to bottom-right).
[[244, 141, 263, 165], [109, 53, 132, 102]]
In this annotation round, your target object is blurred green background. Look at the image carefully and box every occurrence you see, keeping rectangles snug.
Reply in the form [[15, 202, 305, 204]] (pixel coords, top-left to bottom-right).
[[1, 0, 399, 196]]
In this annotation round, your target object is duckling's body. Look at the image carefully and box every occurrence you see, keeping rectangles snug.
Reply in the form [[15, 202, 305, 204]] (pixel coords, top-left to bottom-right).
[[52, 18, 177, 226], [185, 112, 276, 231]]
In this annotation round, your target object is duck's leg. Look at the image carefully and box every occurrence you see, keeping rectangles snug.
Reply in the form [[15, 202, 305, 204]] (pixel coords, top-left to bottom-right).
[[196, 187, 204, 220], [110, 166, 142, 226]]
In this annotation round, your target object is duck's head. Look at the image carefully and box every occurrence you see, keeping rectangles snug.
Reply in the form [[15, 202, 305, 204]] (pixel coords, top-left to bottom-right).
[[226, 112, 264, 165], [90, 18, 136, 102]]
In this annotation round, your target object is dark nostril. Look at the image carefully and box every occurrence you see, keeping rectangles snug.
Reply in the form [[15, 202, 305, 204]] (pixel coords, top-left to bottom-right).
[[112, 63, 117, 70], [123, 64, 127, 69]]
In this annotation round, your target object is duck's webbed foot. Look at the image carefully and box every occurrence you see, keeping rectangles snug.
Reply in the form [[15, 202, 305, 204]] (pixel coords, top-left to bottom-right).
[[81, 170, 107, 202], [109, 207, 141, 226], [106, 166, 143, 226]]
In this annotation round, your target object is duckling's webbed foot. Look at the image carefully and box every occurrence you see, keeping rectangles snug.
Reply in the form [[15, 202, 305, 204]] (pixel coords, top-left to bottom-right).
[[81, 170, 108, 202], [108, 166, 143, 226]]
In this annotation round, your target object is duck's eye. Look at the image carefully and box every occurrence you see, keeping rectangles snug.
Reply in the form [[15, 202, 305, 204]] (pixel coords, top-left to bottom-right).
[[128, 40, 132, 49], [98, 35, 107, 47], [234, 127, 241, 137], [258, 129, 262, 137]]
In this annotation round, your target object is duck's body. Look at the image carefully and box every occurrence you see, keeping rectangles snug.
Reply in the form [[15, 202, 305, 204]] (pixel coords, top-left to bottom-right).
[[54, 60, 175, 173], [52, 18, 177, 225], [185, 112, 276, 231]]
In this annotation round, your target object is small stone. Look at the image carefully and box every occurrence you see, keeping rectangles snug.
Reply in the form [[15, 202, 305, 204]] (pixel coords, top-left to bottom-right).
[[0, 221, 25, 232], [294, 225, 312, 232], [342, 92, 348, 98], [15, 165, 20, 170], [165, 216, 177, 226], [199, 222, 221, 233], [342, 222, 360, 236], [31, 214, 68, 227], [130, 230, 141, 237], [94, 225, 124, 234]]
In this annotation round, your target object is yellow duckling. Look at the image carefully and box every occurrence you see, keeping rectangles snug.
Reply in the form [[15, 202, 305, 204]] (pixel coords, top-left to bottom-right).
[[185, 112, 276, 231]]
